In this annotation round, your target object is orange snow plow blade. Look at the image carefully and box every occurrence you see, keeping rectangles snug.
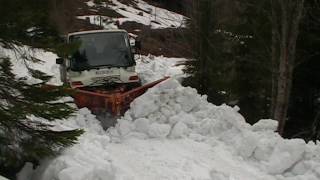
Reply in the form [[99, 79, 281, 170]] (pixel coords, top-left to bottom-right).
[[72, 77, 169, 116]]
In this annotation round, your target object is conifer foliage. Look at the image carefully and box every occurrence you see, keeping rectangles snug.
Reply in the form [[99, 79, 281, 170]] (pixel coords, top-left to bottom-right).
[[183, 0, 320, 139], [0, 0, 83, 178], [0, 58, 83, 177], [183, 0, 271, 123]]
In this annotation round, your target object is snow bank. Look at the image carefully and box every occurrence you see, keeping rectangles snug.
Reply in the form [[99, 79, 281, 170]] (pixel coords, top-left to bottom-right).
[[109, 79, 249, 142], [29, 78, 320, 180], [30, 108, 114, 180], [106, 78, 320, 179]]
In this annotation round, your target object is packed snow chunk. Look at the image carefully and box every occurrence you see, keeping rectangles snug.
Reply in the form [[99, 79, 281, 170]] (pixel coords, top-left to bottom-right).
[[136, 56, 186, 84], [233, 105, 240, 112], [236, 131, 259, 158], [33, 133, 114, 180], [198, 118, 217, 136], [169, 121, 189, 139], [117, 120, 134, 136], [168, 113, 182, 125], [147, 123, 171, 138], [130, 79, 181, 119], [156, 77, 180, 90], [283, 174, 320, 180], [78, 107, 92, 115], [252, 119, 278, 132], [189, 133, 207, 142], [312, 165, 320, 180], [266, 139, 306, 175], [130, 93, 159, 118], [253, 133, 280, 161], [175, 87, 201, 112], [133, 118, 150, 134], [210, 170, 229, 180], [291, 161, 311, 176], [51, 108, 104, 134], [176, 112, 198, 128], [160, 105, 175, 118], [215, 104, 249, 131]]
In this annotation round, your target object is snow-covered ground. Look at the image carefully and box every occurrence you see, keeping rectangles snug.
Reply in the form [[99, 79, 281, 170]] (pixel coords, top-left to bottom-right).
[[2, 46, 320, 180], [79, 0, 186, 29]]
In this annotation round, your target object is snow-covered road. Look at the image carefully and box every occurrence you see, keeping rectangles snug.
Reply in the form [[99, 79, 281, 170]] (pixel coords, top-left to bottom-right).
[[104, 138, 276, 180]]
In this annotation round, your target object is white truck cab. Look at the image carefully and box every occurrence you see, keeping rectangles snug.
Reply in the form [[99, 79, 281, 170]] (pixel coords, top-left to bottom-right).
[[56, 29, 141, 88]]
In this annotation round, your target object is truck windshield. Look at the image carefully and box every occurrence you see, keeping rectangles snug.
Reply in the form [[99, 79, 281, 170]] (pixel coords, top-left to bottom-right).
[[69, 32, 134, 71]]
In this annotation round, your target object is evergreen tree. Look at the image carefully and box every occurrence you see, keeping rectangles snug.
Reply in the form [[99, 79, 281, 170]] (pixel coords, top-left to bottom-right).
[[230, 0, 272, 123], [0, 0, 83, 178], [183, 0, 271, 123], [284, 0, 320, 139], [183, 0, 232, 105], [0, 58, 83, 178], [184, 0, 320, 139]]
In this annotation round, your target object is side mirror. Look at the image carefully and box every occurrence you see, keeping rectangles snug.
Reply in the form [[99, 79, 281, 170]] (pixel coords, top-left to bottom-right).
[[56, 58, 64, 65], [135, 40, 141, 51]]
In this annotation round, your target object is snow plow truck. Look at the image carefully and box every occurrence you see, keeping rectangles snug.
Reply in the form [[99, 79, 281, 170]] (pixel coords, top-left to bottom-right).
[[55, 29, 168, 118]]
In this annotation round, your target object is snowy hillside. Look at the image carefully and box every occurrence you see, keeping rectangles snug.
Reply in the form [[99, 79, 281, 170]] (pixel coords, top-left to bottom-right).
[[78, 0, 185, 30]]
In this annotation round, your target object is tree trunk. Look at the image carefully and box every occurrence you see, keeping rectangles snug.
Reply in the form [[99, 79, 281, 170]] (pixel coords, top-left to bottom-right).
[[270, 0, 279, 117], [198, 0, 212, 94], [273, 0, 305, 135]]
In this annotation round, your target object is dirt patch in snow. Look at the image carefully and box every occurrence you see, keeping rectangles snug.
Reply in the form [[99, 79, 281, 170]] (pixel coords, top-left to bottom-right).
[[120, 21, 192, 58]]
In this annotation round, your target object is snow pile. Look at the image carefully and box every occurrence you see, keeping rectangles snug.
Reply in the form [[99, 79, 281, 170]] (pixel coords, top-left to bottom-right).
[[28, 77, 320, 180], [136, 55, 185, 84], [82, 0, 186, 29], [106, 79, 320, 179], [30, 108, 115, 180]]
